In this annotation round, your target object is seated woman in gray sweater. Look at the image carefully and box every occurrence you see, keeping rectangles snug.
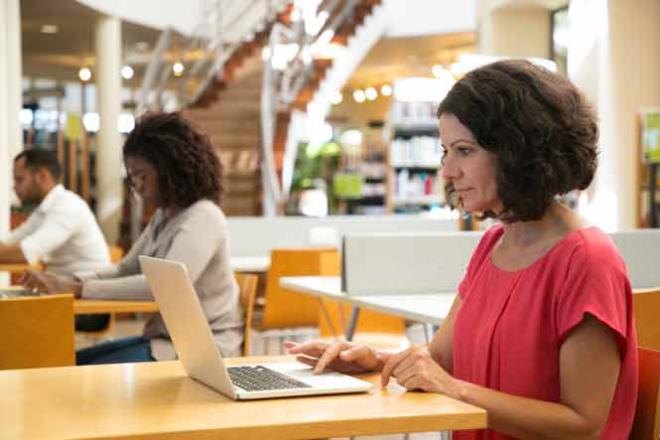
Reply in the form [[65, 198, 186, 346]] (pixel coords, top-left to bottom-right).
[[21, 112, 244, 364]]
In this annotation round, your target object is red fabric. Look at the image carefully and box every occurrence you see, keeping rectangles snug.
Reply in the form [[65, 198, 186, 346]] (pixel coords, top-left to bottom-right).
[[452, 225, 638, 440]]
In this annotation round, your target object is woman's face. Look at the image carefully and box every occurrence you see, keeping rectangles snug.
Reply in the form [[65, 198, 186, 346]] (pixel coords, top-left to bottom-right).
[[125, 156, 162, 208], [439, 113, 502, 214]]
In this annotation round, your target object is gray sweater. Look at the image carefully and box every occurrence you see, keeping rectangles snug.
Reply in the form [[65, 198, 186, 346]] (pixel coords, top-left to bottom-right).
[[76, 200, 244, 360]]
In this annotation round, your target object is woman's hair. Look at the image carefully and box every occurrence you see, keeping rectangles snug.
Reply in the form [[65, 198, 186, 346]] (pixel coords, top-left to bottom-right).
[[437, 59, 599, 222], [123, 112, 223, 208]]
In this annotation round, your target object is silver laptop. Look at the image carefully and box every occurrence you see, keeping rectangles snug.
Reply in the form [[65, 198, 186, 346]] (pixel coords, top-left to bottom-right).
[[139, 256, 372, 400], [0, 288, 41, 299]]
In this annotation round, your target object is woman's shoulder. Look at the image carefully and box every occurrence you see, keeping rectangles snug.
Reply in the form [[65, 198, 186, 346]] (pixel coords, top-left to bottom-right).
[[559, 226, 626, 271], [184, 200, 226, 221]]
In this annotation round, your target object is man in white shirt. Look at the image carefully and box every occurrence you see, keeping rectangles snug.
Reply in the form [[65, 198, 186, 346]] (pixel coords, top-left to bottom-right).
[[0, 149, 110, 275]]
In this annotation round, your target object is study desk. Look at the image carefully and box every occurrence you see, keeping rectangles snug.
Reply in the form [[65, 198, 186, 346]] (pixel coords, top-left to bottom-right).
[[280, 276, 457, 340], [0, 357, 487, 439], [230, 255, 270, 273], [73, 299, 159, 315], [0, 263, 38, 274]]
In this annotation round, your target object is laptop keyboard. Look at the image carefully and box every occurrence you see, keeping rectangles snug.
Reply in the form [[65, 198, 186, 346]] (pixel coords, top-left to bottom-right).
[[0, 289, 39, 299], [228, 365, 311, 391]]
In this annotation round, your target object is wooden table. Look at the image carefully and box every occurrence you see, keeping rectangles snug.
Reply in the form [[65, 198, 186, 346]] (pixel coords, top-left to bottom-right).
[[230, 255, 270, 273], [73, 299, 159, 315], [0, 263, 39, 274], [280, 276, 457, 341], [0, 357, 487, 439]]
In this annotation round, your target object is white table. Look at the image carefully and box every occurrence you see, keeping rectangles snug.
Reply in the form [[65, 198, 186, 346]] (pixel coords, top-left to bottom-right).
[[230, 256, 270, 273], [280, 276, 457, 341]]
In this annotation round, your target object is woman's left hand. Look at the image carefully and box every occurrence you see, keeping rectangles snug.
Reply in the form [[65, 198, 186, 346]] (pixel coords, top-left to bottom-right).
[[380, 345, 463, 398]]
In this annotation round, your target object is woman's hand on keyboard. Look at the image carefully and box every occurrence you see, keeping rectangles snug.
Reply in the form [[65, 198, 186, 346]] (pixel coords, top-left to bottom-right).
[[284, 340, 389, 374], [20, 270, 83, 298]]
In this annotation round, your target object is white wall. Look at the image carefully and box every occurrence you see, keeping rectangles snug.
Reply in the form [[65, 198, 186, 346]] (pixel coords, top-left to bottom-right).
[[568, 0, 660, 231]]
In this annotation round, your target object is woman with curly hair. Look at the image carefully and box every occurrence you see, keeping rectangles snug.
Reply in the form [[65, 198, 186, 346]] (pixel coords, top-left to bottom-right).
[[22, 112, 244, 364], [286, 60, 637, 438]]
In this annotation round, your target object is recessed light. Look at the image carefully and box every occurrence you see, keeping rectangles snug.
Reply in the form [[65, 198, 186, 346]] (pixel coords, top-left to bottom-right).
[[78, 67, 92, 82], [121, 65, 134, 80], [41, 24, 59, 34]]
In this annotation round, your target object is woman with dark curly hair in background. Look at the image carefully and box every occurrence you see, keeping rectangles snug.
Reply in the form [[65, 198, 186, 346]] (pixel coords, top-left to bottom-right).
[[22, 112, 244, 365], [286, 60, 637, 439]]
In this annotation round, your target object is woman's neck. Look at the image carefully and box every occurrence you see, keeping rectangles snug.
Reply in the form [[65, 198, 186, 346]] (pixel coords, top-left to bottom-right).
[[499, 201, 583, 249]]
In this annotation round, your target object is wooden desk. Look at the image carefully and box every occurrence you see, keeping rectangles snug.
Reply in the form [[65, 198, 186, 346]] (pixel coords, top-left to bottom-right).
[[0, 263, 38, 274], [74, 299, 159, 315], [0, 357, 486, 439], [230, 255, 270, 273], [280, 276, 456, 340]]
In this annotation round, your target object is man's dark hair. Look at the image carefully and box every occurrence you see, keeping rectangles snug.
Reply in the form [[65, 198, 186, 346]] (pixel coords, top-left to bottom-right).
[[123, 112, 223, 208], [437, 59, 599, 222], [14, 149, 62, 180]]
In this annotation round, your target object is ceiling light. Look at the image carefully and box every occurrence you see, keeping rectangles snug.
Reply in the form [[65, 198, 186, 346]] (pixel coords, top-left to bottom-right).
[[78, 67, 92, 82], [353, 90, 365, 103], [121, 65, 134, 80], [41, 24, 59, 34], [380, 84, 392, 96], [365, 87, 378, 101], [330, 92, 343, 105], [135, 41, 149, 51], [172, 62, 184, 77]]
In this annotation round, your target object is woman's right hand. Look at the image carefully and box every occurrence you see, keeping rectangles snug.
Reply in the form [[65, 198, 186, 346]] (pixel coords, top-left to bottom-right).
[[284, 340, 388, 374], [19, 270, 83, 298]]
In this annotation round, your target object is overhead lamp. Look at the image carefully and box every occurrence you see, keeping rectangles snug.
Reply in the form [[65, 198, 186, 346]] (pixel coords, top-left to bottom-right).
[[121, 65, 134, 80], [78, 67, 92, 82], [172, 61, 184, 77], [365, 87, 378, 101], [380, 84, 392, 96], [330, 92, 343, 105], [41, 24, 58, 34], [353, 90, 365, 103]]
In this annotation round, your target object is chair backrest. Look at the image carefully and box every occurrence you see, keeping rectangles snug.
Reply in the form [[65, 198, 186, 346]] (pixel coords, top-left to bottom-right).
[[109, 245, 124, 263], [631, 347, 660, 440], [260, 248, 340, 329], [633, 287, 660, 350], [235, 272, 258, 356], [0, 294, 75, 370]]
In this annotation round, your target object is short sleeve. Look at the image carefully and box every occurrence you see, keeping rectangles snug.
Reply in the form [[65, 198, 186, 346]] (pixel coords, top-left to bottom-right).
[[457, 226, 502, 299], [555, 234, 631, 353]]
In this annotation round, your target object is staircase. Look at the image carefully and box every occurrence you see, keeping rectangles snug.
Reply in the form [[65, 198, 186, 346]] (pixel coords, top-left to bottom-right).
[[182, 0, 385, 216]]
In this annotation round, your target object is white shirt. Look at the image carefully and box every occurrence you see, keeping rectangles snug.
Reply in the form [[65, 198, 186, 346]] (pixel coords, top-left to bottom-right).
[[6, 185, 110, 275]]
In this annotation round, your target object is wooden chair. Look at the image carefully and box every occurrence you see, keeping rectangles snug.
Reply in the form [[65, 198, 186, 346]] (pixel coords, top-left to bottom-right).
[[630, 347, 660, 439], [260, 248, 340, 330], [630, 287, 660, 439], [633, 287, 660, 350], [256, 248, 340, 353], [0, 294, 75, 370], [235, 272, 258, 356]]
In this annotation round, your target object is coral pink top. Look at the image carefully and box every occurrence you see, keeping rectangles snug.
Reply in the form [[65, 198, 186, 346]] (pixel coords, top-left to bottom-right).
[[452, 225, 637, 440]]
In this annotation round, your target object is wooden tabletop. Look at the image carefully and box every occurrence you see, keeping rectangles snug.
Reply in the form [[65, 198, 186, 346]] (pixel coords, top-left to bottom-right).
[[73, 299, 159, 315], [0, 357, 487, 439], [0, 263, 39, 273]]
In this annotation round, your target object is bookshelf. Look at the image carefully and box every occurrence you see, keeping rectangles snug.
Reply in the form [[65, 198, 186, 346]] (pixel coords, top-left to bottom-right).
[[386, 101, 443, 213]]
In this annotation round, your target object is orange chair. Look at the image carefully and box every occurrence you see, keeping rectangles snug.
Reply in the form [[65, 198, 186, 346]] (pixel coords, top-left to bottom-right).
[[235, 272, 258, 356], [633, 287, 660, 350], [0, 294, 75, 370], [630, 347, 660, 439]]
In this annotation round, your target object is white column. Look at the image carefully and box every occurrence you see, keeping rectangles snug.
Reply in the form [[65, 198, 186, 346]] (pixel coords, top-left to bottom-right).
[[0, 0, 23, 245], [95, 15, 123, 245], [478, 0, 551, 58], [569, 0, 660, 230]]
